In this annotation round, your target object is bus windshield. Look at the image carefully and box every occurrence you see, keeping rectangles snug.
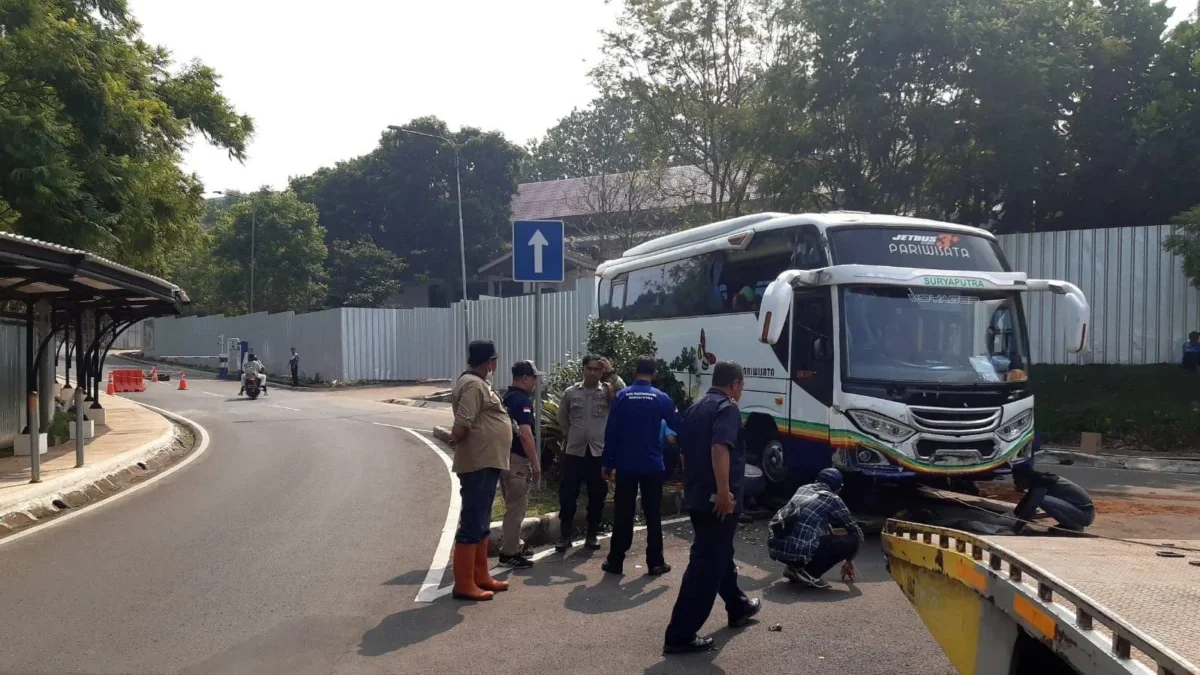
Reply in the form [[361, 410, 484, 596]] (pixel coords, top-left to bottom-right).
[[828, 226, 1010, 272], [841, 286, 1029, 385]]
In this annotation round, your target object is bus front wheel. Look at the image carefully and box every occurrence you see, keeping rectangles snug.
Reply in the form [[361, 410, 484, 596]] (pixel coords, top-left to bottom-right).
[[760, 439, 789, 484]]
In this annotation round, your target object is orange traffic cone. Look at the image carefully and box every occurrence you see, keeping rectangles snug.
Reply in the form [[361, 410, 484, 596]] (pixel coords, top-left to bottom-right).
[[178, 371, 188, 391], [149, 366, 158, 383], [106, 372, 115, 395]]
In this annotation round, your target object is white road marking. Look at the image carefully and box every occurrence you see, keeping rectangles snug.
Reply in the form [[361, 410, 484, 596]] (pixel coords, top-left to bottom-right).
[[0, 404, 211, 550], [399, 427, 461, 603], [422, 514, 692, 602], [372, 422, 434, 433], [269, 404, 301, 412], [201, 392, 223, 398]]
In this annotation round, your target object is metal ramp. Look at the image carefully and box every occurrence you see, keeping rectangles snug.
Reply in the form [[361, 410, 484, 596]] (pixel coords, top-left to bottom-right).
[[882, 520, 1199, 675]]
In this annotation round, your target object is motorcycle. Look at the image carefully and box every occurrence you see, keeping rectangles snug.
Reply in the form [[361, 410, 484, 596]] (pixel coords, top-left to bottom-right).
[[244, 375, 262, 400]]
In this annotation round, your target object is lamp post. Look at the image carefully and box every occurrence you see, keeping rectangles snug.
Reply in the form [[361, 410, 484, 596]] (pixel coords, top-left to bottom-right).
[[387, 126, 470, 346], [212, 190, 256, 313]]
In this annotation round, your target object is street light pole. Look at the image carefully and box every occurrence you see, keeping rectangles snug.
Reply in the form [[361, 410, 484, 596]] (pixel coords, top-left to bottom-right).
[[388, 126, 470, 347]]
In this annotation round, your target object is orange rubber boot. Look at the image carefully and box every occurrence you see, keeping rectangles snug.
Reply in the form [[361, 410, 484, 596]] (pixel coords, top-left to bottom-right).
[[475, 540, 509, 593], [452, 543, 494, 601]]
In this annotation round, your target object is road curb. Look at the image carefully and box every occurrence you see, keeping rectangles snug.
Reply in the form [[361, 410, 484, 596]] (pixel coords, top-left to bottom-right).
[[1041, 447, 1200, 475], [485, 490, 688, 556], [0, 401, 194, 539]]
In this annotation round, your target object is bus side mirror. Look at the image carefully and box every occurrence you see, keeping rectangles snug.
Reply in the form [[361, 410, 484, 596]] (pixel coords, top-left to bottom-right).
[[1060, 284, 1089, 353], [1028, 279, 1089, 353], [758, 278, 793, 345], [812, 337, 830, 361]]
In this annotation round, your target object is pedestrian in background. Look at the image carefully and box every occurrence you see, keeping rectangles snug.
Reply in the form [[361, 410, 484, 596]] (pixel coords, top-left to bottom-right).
[[499, 360, 544, 569], [555, 355, 625, 552], [663, 361, 761, 654], [448, 340, 511, 601], [289, 347, 300, 386], [602, 356, 681, 576], [767, 468, 864, 589]]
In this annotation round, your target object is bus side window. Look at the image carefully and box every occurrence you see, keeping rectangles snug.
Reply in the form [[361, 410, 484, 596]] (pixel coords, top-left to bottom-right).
[[792, 226, 829, 270], [598, 279, 614, 320], [611, 280, 627, 319], [791, 288, 834, 406]]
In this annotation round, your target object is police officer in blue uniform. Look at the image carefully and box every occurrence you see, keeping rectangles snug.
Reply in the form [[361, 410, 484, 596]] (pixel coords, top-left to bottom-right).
[[601, 356, 683, 576], [663, 360, 762, 654]]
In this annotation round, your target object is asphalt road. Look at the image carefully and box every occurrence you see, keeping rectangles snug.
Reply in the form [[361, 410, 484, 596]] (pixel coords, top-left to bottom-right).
[[1051, 464, 1200, 494], [0, 361, 954, 675]]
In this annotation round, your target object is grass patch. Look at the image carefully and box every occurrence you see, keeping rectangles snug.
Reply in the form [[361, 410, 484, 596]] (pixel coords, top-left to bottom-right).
[[1035, 364, 1200, 453]]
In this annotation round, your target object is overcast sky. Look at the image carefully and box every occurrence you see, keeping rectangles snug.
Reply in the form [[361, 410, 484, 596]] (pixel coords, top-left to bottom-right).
[[129, 0, 1196, 195]]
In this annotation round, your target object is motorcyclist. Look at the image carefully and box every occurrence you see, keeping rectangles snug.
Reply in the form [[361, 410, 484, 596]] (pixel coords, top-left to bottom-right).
[[239, 353, 268, 396]]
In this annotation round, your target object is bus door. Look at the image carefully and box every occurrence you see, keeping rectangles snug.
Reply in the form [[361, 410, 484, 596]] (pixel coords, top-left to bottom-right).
[[788, 288, 835, 469]]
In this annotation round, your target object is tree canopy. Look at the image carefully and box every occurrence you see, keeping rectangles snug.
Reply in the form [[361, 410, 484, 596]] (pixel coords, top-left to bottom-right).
[[0, 0, 253, 274], [291, 117, 523, 299], [527, 0, 1200, 234]]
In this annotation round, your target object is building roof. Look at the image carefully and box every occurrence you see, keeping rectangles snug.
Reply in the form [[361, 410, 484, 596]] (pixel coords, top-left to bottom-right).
[[0, 232, 188, 320], [512, 165, 731, 221]]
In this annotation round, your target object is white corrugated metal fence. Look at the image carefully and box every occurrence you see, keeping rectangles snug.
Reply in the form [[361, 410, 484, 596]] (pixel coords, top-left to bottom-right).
[[142, 225, 1200, 375]]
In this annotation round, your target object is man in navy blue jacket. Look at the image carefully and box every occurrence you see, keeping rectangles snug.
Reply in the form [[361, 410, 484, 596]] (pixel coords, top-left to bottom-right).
[[601, 356, 683, 576]]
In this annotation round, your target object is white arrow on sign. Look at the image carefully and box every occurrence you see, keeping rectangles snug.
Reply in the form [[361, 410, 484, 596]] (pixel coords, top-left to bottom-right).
[[528, 229, 549, 274]]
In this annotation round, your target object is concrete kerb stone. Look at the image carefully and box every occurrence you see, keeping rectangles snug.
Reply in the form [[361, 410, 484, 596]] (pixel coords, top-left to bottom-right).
[[0, 400, 181, 539], [1041, 447, 1200, 475], [384, 398, 453, 411], [485, 489, 686, 555]]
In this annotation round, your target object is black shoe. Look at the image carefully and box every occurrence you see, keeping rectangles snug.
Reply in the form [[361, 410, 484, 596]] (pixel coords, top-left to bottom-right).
[[647, 562, 672, 576], [584, 534, 602, 550], [554, 537, 572, 553], [663, 636, 715, 655], [728, 598, 762, 628], [499, 554, 533, 569], [601, 560, 623, 575]]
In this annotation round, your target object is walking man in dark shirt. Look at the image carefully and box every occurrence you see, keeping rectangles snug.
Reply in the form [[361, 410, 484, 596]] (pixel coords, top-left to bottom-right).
[[1011, 464, 1095, 532], [663, 361, 762, 655], [601, 356, 682, 576]]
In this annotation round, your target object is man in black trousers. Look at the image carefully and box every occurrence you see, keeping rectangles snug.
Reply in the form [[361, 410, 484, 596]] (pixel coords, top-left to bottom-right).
[[663, 361, 762, 654], [601, 356, 682, 576]]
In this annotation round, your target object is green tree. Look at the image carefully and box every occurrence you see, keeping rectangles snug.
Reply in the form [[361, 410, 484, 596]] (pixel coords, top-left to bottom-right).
[[0, 0, 253, 275], [1164, 204, 1200, 286], [326, 238, 408, 308], [292, 117, 522, 300], [524, 94, 648, 181], [594, 0, 775, 219], [210, 191, 328, 314]]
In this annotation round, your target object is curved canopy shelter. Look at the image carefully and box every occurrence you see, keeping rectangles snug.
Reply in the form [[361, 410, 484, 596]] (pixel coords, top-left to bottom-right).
[[0, 232, 188, 482]]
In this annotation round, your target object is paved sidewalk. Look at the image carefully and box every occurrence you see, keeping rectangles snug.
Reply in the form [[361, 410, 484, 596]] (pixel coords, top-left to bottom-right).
[[0, 393, 173, 516]]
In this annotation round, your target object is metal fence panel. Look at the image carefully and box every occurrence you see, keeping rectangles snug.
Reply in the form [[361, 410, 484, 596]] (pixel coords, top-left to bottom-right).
[[0, 319, 25, 450], [999, 224, 1199, 365]]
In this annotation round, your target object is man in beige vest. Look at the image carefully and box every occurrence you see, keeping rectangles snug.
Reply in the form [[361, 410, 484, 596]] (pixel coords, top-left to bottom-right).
[[449, 340, 512, 601]]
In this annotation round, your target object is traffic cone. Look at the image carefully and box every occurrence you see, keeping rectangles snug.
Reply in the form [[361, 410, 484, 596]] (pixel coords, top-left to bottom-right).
[[149, 366, 158, 383], [106, 372, 115, 395], [178, 371, 188, 391]]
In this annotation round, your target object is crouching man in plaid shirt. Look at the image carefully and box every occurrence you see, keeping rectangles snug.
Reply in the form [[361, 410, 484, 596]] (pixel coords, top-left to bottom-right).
[[767, 468, 864, 589]]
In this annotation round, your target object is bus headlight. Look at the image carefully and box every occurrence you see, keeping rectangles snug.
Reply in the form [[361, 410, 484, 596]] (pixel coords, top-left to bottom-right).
[[997, 411, 1034, 442], [846, 410, 915, 443]]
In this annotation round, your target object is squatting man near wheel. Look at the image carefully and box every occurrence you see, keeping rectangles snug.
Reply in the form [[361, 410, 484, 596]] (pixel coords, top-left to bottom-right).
[[766, 468, 864, 589], [1009, 464, 1095, 533], [499, 360, 544, 569], [448, 340, 512, 601]]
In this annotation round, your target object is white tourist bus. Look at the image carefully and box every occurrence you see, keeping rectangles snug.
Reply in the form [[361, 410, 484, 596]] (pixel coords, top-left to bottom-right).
[[595, 212, 1089, 489]]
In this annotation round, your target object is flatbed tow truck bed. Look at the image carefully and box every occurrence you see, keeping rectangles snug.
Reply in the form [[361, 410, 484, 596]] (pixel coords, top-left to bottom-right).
[[883, 520, 1200, 675]]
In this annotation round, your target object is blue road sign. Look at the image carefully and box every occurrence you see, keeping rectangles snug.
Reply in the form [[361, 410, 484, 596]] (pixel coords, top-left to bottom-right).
[[512, 220, 565, 283]]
